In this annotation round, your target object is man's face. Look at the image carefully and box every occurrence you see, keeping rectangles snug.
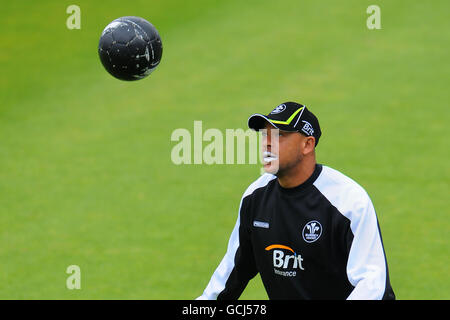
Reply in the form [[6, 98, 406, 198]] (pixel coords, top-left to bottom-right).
[[261, 122, 308, 175]]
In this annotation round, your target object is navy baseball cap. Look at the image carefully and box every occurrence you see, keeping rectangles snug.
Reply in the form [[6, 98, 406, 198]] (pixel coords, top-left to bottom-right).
[[248, 102, 322, 146]]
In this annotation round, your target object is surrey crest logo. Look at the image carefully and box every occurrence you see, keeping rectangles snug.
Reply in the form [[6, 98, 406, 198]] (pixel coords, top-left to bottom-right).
[[302, 220, 322, 243], [270, 104, 286, 114]]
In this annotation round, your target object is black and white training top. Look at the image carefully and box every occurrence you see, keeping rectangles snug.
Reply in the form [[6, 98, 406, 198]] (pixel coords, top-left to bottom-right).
[[198, 164, 395, 300]]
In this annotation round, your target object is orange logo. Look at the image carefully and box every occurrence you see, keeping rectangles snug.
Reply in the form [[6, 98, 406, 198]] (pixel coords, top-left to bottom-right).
[[265, 244, 295, 253]]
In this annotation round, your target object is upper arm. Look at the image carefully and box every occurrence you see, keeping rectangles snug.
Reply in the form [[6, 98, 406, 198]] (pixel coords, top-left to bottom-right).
[[345, 194, 391, 300]]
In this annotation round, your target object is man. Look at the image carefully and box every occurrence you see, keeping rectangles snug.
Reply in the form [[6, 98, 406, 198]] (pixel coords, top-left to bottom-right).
[[198, 102, 395, 300]]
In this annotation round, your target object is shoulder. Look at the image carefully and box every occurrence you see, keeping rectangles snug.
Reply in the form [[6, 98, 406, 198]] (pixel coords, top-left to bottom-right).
[[313, 165, 373, 221], [242, 173, 277, 199]]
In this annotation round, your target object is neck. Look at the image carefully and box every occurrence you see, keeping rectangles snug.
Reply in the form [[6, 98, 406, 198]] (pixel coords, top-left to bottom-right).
[[277, 156, 316, 189]]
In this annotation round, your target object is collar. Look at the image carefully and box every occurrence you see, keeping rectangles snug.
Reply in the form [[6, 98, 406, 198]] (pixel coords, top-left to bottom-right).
[[276, 164, 323, 195]]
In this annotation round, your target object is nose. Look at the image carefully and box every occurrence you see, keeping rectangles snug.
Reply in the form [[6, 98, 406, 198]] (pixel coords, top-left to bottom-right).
[[262, 131, 272, 152]]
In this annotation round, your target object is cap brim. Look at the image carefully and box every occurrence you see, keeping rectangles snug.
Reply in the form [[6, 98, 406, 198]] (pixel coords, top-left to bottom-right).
[[247, 114, 298, 132]]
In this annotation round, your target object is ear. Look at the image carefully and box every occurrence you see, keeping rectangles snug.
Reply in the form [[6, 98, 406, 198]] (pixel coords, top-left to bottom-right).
[[302, 136, 316, 155]]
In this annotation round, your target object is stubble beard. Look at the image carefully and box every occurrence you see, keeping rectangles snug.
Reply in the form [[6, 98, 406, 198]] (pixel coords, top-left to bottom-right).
[[274, 153, 303, 179]]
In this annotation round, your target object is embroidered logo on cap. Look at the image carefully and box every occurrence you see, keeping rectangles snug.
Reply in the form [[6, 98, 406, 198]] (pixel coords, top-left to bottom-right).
[[270, 104, 286, 114], [301, 120, 314, 136]]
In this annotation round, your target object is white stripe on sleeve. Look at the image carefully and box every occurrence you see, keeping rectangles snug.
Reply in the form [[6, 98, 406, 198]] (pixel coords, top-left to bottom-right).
[[313, 166, 387, 300]]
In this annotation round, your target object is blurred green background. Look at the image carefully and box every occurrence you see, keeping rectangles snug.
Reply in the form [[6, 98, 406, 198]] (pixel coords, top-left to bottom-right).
[[0, 0, 448, 299]]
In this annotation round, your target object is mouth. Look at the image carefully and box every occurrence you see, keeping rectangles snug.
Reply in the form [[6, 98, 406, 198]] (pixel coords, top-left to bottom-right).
[[263, 151, 278, 164]]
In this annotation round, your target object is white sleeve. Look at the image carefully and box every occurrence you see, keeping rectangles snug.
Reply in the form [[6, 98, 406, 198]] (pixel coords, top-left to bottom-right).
[[197, 173, 276, 300], [196, 212, 241, 300], [345, 195, 388, 300]]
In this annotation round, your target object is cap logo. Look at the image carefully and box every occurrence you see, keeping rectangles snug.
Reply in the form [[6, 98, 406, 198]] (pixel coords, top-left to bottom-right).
[[301, 120, 314, 136], [270, 104, 286, 114]]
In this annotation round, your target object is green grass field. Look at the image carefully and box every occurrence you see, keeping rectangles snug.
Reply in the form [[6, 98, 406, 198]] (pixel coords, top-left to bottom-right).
[[0, 0, 449, 299]]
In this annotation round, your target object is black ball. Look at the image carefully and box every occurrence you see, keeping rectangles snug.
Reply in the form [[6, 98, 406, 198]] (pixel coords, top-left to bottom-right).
[[98, 16, 163, 81]]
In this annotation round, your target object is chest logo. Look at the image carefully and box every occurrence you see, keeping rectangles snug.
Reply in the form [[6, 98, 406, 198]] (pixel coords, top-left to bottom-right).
[[265, 244, 305, 276], [253, 220, 269, 229], [302, 220, 322, 243]]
